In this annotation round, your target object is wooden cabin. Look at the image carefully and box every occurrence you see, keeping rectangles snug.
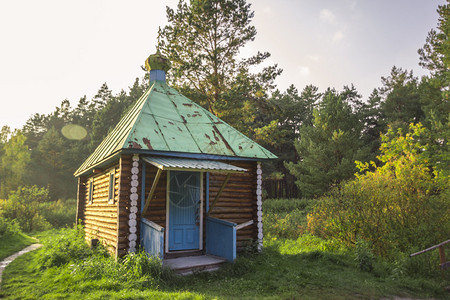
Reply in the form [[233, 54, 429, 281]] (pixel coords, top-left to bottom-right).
[[74, 52, 277, 266]]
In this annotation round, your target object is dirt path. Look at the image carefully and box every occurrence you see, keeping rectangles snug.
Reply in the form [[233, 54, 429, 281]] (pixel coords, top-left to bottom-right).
[[0, 244, 42, 287]]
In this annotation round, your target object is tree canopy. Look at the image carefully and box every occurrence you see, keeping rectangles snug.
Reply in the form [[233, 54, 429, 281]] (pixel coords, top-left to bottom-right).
[[0, 0, 447, 202]]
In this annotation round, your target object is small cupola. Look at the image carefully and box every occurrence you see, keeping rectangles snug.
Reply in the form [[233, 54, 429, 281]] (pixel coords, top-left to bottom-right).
[[145, 50, 171, 82]]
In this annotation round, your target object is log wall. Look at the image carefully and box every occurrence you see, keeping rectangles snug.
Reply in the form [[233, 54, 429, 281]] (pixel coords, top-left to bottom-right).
[[207, 161, 258, 252], [77, 163, 120, 255], [141, 164, 168, 252]]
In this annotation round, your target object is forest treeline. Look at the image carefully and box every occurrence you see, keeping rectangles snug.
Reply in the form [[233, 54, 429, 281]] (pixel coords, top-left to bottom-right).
[[0, 0, 448, 204]]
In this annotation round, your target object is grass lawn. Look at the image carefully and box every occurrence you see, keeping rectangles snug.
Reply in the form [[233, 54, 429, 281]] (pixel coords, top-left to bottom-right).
[[0, 232, 35, 260], [1, 200, 448, 299], [1, 233, 448, 300]]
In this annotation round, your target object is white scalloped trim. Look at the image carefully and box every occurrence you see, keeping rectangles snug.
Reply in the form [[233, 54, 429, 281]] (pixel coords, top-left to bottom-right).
[[256, 162, 263, 251], [128, 154, 139, 252]]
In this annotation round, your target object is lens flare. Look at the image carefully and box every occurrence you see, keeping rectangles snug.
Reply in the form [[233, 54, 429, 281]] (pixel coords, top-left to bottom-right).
[[61, 124, 88, 140]]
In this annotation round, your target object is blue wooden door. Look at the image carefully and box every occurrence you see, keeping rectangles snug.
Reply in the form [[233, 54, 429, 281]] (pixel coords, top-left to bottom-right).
[[169, 171, 200, 251]]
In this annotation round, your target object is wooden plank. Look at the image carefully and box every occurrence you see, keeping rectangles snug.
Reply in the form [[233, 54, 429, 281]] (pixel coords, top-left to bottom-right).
[[207, 173, 231, 216], [116, 154, 131, 258], [440, 261, 450, 270], [76, 177, 85, 225], [84, 214, 118, 223], [210, 207, 253, 213], [85, 228, 117, 241], [84, 219, 118, 231], [236, 220, 254, 230], [439, 246, 447, 268], [85, 206, 117, 212], [143, 168, 162, 214], [410, 239, 450, 257]]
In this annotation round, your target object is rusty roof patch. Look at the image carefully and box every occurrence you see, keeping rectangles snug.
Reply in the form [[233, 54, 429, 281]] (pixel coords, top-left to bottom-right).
[[183, 103, 193, 107], [212, 130, 220, 142], [143, 138, 153, 150], [212, 125, 234, 153], [131, 141, 142, 149]]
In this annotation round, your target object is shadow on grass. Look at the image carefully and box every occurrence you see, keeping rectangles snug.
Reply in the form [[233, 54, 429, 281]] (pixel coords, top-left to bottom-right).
[[1, 242, 447, 300], [165, 245, 448, 300]]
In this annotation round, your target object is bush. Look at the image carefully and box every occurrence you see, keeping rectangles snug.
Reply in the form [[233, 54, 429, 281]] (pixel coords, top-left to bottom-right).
[[1, 185, 51, 232], [39, 198, 76, 228], [264, 209, 307, 239], [0, 217, 20, 238], [1, 186, 76, 231], [263, 198, 314, 240], [355, 238, 374, 272], [308, 124, 449, 259]]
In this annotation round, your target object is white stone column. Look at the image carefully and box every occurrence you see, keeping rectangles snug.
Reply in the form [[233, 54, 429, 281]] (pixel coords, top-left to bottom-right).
[[256, 162, 263, 251], [128, 154, 139, 252]]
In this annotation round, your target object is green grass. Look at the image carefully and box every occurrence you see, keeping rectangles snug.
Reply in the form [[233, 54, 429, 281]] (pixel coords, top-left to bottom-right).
[[0, 250, 204, 300], [263, 198, 314, 214], [169, 237, 448, 299], [1, 200, 448, 299], [0, 232, 35, 260], [1, 233, 448, 299]]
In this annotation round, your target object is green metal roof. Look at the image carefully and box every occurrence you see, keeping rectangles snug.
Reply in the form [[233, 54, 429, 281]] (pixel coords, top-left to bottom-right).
[[142, 157, 246, 173], [74, 80, 277, 177]]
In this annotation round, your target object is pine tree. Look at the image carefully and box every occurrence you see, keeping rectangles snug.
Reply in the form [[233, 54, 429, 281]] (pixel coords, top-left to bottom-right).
[[158, 0, 281, 124], [286, 87, 370, 198]]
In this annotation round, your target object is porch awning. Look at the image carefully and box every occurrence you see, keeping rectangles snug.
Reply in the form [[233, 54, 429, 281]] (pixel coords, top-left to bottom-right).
[[142, 157, 246, 173]]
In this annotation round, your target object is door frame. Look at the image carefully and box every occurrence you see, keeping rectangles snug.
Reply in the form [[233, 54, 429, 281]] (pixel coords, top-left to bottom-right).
[[165, 170, 203, 253]]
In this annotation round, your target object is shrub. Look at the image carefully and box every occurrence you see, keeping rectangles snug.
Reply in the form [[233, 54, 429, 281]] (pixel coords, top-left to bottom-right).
[[0, 217, 20, 238], [263, 198, 314, 240], [1, 186, 76, 231], [39, 198, 76, 228], [355, 238, 374, 272], [2, 185, 51, 232], [308, 124, 449, 258], [264, 209, 307, 239]]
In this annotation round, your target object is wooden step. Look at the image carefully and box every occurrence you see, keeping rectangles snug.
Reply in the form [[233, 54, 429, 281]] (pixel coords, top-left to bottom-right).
[[163, 255, 227, 275], [164, 250, 203, 259]]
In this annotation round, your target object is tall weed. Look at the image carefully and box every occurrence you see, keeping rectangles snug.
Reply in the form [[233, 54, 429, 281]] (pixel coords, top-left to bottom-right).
[[38, 225, 97, 268], [0, 217, 21, 238], [38, 225, 174, 288], [263, 198, 314, 239], [263, 198, 313, 214]]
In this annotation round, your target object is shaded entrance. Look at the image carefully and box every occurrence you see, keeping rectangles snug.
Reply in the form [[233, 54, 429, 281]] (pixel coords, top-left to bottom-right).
[[168, 171, 200, 251]]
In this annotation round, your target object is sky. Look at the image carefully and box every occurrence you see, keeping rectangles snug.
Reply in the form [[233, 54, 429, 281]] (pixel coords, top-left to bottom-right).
[[0, 0, 445, 131]]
